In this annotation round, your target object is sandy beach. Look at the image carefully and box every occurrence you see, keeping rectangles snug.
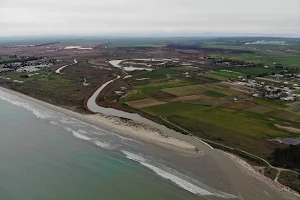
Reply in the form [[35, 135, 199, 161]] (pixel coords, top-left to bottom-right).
[[0, 86, 199, 156]]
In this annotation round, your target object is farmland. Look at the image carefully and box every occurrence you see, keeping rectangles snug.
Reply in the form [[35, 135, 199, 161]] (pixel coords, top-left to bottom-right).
[[205, 70, 245, 80], [141, 103, 297, 157], [231, 67, 281, 76], [133, 80, 194, 92], [141, 68, 180, 78]]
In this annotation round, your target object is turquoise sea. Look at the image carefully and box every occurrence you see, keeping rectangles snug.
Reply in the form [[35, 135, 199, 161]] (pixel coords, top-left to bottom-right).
[[0, 90, 235, 200]]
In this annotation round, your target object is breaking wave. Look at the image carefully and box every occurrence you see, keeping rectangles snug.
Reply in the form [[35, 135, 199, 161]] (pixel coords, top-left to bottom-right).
[[0, 90, 55, 119], [94, 140, 113, 150], [72, 131, 93, 141], [121, 150, 236, 198]]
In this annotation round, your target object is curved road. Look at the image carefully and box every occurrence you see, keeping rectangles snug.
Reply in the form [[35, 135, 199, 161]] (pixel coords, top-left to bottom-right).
[[55, 59, 78, 74]]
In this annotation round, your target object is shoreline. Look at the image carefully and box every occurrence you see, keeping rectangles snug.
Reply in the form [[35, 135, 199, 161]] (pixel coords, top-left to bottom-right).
[[0, 86, 199, 156], [220, 150, 300, 199], [1, 86, 299, 199]]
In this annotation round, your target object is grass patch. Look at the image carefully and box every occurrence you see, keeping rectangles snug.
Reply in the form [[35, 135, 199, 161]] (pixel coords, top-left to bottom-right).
[[123, 91, 150, 102], [143, 103, 297, 139], [252, 98, 288, 108], [163, 85, 204, 97], [0, 58, 12, 63], [134, 80, 194, 92], [142, 103, 298, 157], [238, 53, 300, 69], [207, 70, 245, 79], [204, 90, 228, 98], [231, 67, 280, 76], [165, 114, 287, 158], [141, 68, 180, 78], [144, 90, 176, 101]]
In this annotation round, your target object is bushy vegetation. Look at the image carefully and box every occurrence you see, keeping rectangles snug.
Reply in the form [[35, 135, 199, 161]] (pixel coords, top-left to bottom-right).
[[278, 171, 300, 193], [264, 167, 278, 180], [271, 145, 300, 170]]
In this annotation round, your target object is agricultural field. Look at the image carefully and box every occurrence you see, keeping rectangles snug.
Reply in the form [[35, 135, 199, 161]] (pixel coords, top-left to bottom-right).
[[251, 98, 288, 108], [203, 90, 228, 98], [231, 67, 281, 76], [141, 68, 180, 78], [230, 53, 300, 69], [142, 102, 298, 157], [162, 85, 204, 96], [205, 70, 245, 80], [133, 80, 194, 92]]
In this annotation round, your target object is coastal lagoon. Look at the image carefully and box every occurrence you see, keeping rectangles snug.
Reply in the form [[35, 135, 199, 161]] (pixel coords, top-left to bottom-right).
[[0, 90, 236, 200]]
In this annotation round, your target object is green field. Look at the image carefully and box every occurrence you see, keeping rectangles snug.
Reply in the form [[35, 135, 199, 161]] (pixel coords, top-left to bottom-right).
[[203, 90, 228, 98], [231, 67, 280, 76], [163, 85, 204, 97], [206, 70, 244, 80], [133, 80, 194, 92], [141, 68, 180, 78], [236, 53, 300, 69], [142, 103, 298, 157], [0, 58, 11, 63], [211, 52, 300, 69], [252, 98, 288, 108], [122, 90, 150, 102]]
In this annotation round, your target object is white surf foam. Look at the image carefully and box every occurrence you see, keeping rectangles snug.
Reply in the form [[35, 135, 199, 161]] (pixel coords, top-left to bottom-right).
[[50, 121, 58, 125], [94, 140, 113, 150], [140, 162, 214, 196], [0, 90, 55, 119], [72, 131, 92, 141], [122, 150, 147, 162], [121, 150, 236, 198]]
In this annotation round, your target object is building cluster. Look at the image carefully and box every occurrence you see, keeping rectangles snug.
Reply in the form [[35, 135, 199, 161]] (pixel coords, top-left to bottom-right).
[[232, 75, 300, 101], [0, 58, 59, 73]]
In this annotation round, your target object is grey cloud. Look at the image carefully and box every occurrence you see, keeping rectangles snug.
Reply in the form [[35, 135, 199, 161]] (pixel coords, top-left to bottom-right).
[[0, 0, 299, 36]]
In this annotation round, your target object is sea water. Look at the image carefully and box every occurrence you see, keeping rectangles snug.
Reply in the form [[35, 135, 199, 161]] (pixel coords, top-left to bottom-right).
[[0, 90, 236, 200]]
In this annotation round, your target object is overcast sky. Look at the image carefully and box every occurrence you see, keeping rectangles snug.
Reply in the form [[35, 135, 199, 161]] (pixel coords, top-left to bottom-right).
[[0, 0, 299, 37]]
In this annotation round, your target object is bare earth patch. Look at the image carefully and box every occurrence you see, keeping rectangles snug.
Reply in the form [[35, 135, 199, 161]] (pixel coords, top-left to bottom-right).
[[220, 81, 255, 94], [170, 95, 202, 102], [220, 101, 256, 110], [126, 99, 167, 108], [275, 124, 300, 134]]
